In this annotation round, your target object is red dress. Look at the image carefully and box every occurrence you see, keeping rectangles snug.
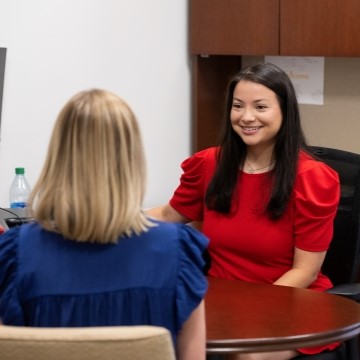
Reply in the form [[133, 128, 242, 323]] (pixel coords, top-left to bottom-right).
[[170, 147, 341, 354]]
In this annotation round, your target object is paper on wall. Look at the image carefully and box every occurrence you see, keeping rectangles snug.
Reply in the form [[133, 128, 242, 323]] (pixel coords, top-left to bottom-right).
[[264, 56, 324, 105]]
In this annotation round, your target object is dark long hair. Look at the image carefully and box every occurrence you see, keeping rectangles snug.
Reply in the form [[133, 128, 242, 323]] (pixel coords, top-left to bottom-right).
[[205, 63, 310, 219]]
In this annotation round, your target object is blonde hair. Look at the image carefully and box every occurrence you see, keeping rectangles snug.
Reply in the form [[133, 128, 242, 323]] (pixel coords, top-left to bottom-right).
[[29, 89, 153, 243]]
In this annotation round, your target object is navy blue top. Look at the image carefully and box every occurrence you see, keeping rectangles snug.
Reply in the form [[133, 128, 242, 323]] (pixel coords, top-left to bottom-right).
[[0, 220, 208, 344]]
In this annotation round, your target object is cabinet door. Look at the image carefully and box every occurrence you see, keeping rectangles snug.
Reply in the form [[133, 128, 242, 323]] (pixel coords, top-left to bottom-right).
[[192, 55, 242, 151], [190, 0, 280, 55], [281, 0, 360, 56]]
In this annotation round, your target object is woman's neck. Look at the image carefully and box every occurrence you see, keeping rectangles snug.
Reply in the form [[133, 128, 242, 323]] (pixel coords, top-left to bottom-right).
[[244, 147, 275, 174]]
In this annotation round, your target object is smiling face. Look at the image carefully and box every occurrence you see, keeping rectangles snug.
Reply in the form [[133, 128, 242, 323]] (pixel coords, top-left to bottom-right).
[[230, 80, 283, 153]]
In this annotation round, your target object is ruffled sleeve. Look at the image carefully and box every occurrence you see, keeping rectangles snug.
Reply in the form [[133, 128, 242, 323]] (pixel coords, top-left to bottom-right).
[[294, 159, 340, 251], [175, 224, 208, 334], [170, 147, 217, 221], [0, 226, 24, 325]]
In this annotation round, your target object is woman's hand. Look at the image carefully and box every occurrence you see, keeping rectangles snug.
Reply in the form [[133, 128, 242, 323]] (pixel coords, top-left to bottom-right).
[[146, 204, 191, 223]]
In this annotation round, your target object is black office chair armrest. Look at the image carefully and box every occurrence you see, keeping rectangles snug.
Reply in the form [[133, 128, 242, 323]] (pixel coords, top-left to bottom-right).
[[326, 283, 360, 301]]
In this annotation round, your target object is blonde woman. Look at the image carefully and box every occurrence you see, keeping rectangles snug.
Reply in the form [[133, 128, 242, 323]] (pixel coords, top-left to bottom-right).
[[0, 89, 208, 360]]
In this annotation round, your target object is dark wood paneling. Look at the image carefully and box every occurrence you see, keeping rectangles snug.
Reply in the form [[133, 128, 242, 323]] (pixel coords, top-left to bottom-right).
[[190, 0, 280, 55], [190, 0, 360, 155], [281, 0, 360, 56], [191, 55, 242, 152]]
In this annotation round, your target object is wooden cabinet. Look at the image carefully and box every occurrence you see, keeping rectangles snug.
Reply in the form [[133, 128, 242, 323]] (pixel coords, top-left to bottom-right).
[[281, 0, 360, 56], [190, 0, 279, 150], [190, 0, 360, 151], [191, 0, 360, 57], [190, 0, 279, 56], [191, 55, 242, 151]]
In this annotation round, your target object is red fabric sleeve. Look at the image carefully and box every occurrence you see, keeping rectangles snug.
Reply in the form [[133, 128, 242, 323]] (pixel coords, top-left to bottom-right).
[[170, 148, 217, 221], [294, 159, 340, 251]]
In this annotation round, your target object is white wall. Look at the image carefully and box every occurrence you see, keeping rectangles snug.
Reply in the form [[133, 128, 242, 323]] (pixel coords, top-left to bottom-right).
[[0, 0, 190, 208]]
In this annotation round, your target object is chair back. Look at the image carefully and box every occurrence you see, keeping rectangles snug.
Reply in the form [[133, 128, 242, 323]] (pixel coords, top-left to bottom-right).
[[309, 146, 360, 285], [0, 325, 176, 360]]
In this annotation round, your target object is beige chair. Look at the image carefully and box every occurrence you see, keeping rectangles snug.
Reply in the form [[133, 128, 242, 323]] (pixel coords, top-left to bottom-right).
[[0, 325, 176, 360]]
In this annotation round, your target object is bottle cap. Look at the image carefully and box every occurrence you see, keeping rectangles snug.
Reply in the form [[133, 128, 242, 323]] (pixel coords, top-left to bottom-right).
[[15, 167, 25, 175]]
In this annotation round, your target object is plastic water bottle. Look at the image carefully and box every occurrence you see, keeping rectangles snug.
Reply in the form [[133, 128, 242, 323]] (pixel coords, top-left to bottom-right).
[[9, 167, 31, 208]]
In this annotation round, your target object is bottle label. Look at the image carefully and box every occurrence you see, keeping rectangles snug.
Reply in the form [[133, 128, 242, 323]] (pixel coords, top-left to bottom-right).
[[10, 202, 27, 208]]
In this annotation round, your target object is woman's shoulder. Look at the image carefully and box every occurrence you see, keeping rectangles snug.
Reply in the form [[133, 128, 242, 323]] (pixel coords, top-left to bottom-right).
[[180, 146, 218, 177], [145, 222, 208, 334], [295, 150, 340, 202], [298, 150, 339, 181], [194, 146, 219, 158], [143, 220, 208, 287], [183, 146, 218, 165]]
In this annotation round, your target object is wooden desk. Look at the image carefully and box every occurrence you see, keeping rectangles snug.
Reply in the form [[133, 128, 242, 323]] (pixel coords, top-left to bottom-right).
[[205, 277, 360, 354]]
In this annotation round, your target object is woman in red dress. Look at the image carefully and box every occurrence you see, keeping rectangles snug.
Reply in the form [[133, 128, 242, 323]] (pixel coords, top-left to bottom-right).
[[148, 63, 340, 360]]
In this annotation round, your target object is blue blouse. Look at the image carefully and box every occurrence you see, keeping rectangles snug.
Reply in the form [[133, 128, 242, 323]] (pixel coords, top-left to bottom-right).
[[0, 220, 208, 344]]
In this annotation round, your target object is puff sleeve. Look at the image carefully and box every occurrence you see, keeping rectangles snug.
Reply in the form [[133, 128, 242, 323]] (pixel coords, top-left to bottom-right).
[[175, 224, 208, 334], [0, 226, 24, 325], [294, 161, 340, 251], [170, 148, 217, 221]]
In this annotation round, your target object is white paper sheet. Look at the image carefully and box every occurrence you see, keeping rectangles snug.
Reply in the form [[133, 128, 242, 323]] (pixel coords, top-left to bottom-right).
[[264, 56, 324, 105]]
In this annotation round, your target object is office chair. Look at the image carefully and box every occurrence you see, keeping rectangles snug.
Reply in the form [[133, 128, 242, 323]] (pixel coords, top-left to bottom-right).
[[0, 325, 176, 360], [294, 146, 360, 360]]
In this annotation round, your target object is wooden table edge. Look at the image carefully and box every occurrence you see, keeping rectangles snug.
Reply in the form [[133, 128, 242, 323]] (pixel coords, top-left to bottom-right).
[[206, 323, 360, 354]]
